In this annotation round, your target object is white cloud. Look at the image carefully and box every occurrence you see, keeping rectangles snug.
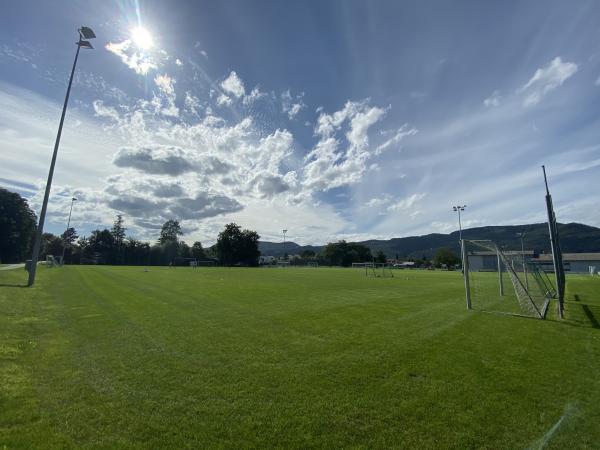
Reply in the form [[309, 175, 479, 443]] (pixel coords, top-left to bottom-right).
[[184, 92, 201, 115], [153, 74, 178, 116], [519, 57, 577, 107], [483, 90, 502, 107], [387, 193, 426, 212], [154, 74, 175, 96], [175, 58, 183, 66], [93, 100, 121, 123], [243, 87, 267, 105], [221, 71, 245, 98], [346, 105, 387, 150], [595, 76, 600, 86], [281, 90, 305, 119], [303, 101, 397, 191], [365, 195, 392, 208], [217, 93, 232, 106], [375, 124, 418, 155], [112, 145, 194, 175], [105, 40, 159, 75]]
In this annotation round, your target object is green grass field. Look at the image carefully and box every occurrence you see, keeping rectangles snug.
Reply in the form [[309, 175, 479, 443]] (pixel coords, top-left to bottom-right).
[[1, 266, 599, 449]]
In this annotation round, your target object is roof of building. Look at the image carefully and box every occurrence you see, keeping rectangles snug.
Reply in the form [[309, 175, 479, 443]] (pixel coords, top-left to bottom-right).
[[534, 253, 600, 262]]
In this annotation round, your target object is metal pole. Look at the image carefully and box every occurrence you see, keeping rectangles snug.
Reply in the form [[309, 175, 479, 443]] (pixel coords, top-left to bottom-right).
[[497, 249, 504, 296], [543, 165, 563, 318], [461, 239, 471, 309], [520, 233, 529, 290], [28, 35, 83, 286], [282, 229, 287, 261], [60, 198, 76, 264], [458, 208, 463, 243]]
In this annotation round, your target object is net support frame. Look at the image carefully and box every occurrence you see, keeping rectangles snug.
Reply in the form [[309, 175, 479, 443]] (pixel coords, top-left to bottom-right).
[[461, 239, 472, 310]]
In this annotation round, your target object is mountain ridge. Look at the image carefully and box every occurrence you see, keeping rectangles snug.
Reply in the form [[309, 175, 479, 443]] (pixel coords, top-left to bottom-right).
[[258, 222, 600, 258]]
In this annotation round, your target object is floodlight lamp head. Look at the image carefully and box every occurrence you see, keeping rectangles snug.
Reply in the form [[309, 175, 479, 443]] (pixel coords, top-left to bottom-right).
[[79, 26, 96, 39], [79, 40, 94, 49], [72, 197, 77, 202]]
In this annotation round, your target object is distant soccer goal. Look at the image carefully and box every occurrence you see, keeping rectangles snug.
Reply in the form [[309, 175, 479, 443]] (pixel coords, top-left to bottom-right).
[[196, 260, 216, 267], [367, 263, 394, 278], [277, 261, 290, 268], [461, 239, 552, 319], [307, 261, 318, 267]]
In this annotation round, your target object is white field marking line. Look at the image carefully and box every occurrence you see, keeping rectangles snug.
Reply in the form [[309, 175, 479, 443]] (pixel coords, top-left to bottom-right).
[[0, 263, 24, 271], [527, 403, 577, 450]]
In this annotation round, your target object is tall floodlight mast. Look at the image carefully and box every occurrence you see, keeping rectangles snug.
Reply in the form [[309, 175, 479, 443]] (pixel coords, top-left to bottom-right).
[[28, 27, 96, 286], [453, 205, 467, 274], [282, 229, 288, 260], [452, 205, 467, 243]]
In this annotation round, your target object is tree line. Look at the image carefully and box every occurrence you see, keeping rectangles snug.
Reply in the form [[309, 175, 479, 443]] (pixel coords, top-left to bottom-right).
[[0, 187, 460, 267], [0, 188, 261, 266]]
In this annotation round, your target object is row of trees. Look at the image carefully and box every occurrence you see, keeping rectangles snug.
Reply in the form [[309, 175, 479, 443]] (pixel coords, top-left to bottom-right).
[[56, 218, 262, 267], [0, 187, 461, 267], [0, 188, 263, 266], [295, 241, 459, 268]]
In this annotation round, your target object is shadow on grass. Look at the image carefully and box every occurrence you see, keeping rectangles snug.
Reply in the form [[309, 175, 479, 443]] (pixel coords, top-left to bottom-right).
[[561, 296, 600, 329], [581, 304, 600, 329], [473, 301, 600, 330]]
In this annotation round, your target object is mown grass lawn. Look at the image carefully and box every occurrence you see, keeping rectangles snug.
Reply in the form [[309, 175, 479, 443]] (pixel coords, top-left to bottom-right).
[[1, 266, 599, 449]]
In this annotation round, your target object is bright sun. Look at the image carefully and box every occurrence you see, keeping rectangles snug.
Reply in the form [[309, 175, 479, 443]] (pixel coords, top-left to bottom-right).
[[131, 26, 153, 49]]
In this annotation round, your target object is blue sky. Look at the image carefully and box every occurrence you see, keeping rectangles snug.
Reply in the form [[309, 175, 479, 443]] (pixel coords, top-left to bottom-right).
[[1, 0, 599, 245]]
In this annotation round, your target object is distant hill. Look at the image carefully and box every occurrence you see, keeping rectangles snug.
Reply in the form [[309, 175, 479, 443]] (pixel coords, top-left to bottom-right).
[[258, 223, 600, 258]]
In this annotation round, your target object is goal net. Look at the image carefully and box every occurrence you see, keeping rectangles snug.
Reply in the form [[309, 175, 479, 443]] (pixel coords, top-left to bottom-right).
[[369, 263, 394, 278], [462, 240, 552, 319]]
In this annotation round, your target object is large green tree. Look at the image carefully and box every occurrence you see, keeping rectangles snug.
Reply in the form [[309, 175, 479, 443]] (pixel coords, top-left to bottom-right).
[[216, 223, 260, 266], [0, 188, 37, 263], [84, 229, 116, 264], [321, 241, 372, 267], [375, 250, 387, 264], [111, 215, 126, 264], [191, 241, 206, 260], [159, 220, 183, 244], [158, 220, 183, 264], [433, 247, 460, 268]]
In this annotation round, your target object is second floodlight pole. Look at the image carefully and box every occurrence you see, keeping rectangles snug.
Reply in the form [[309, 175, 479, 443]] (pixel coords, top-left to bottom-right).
[[60, 197, 77, 264]]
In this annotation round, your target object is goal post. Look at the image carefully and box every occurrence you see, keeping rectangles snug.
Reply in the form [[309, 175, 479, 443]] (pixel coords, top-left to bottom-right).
[[462, 239, 552, 319]]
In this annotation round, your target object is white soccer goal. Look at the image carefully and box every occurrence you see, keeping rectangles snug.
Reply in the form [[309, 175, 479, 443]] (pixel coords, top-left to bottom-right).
[[367, 263, 394, 278], [461, 239, 552, 319], [307, 261, 318, 267], [590, 266, 597, 276], [196, 260, 216, 267]]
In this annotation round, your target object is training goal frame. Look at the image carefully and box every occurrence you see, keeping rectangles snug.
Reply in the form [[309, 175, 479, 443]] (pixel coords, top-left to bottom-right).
[[461, 239, 552, 319]]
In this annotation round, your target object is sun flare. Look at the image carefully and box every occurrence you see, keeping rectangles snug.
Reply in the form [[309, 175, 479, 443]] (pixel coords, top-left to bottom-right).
[[131, 26, 153, 49]]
